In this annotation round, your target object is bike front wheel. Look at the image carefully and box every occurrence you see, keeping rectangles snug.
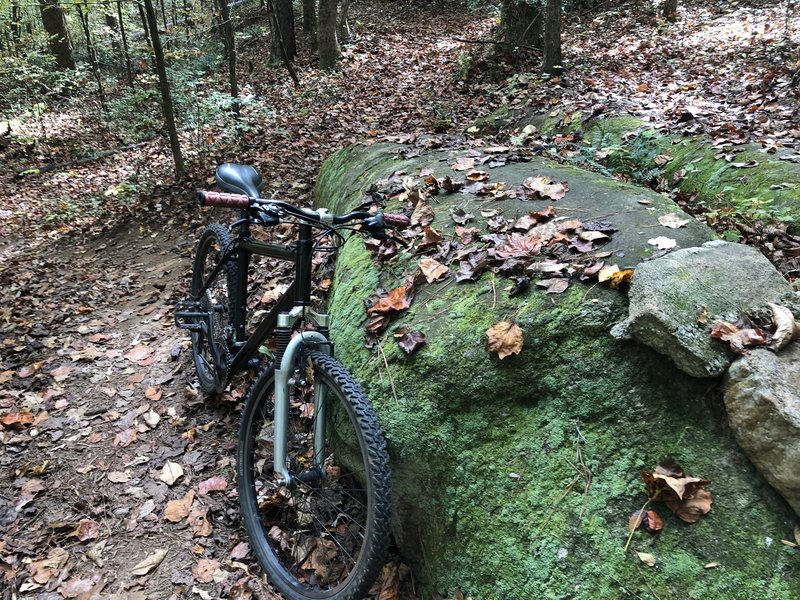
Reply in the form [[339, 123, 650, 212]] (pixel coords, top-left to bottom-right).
[[237, 351, 392, 600]]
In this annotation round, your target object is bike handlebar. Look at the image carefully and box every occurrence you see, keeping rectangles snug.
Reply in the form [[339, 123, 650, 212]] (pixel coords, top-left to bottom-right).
[[197, 190, 409, 232]]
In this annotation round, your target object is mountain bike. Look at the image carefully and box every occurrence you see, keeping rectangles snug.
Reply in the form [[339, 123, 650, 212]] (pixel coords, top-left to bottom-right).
[[174, 163, 408, 600]]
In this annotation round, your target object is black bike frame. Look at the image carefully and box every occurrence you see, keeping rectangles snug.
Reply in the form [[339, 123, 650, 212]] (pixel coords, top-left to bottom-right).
[[213, 211, 318, 375]]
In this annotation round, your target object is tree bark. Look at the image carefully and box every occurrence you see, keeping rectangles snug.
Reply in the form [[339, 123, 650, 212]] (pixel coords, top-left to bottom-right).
[[269, 0, 296, 62], [317, 0, 339, 71], [143, 0, 185, 179], [499, 0, 542, 49], [137, 3, 152, 48], [337, 0, 350, 44], [219, 0, 239, 114], [38, 0, 75, 69], [76, 1, 107, 111], [662, 0, 678, 22], [117, 0, 134, 87], [541, 0, 561, 74], [11, 0, 21, 54], [302, 0, 316, 39]]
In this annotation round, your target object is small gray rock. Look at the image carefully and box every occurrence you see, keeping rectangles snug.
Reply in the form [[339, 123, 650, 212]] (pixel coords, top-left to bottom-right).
[[723, 345, 800, 515], [616, 240, 791, 378]]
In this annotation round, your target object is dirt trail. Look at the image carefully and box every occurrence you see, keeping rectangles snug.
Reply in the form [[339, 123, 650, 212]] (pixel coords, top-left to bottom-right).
[[0, 202, 284, 599]]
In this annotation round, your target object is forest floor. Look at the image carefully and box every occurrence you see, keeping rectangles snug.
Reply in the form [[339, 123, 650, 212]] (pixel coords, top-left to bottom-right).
[[0, 1, 799, 599]]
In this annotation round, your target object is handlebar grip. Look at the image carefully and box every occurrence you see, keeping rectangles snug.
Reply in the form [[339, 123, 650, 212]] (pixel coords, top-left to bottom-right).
[[383, 213, 410, 228], [199, 191, 251, 209]]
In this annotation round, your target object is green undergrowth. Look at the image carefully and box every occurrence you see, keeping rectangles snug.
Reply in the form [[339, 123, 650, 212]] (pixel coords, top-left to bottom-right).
[[315, 143, 800, 599]]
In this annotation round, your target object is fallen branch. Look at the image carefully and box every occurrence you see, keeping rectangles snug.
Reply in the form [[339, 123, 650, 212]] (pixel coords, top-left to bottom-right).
[[16, 138, 156, 178]]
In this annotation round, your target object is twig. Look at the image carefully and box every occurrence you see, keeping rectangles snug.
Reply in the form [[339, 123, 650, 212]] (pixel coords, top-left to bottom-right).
[[490, 272, 497, 309], [376, 339, 399, 404], [623, 498, 651, 553]]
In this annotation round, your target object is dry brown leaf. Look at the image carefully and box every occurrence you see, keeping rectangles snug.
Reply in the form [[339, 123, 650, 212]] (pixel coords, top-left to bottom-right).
[[187, 502, 214, 537], [28, 548, 68, 584], [710, 320, 768, 354], [193, 558, 221, 584], [131, 549, 167, 576], [159, 461, 184, 486], [636, 551, 656, 567], [165, 490, 196, 522], [368, 277, 416, 315], [125, 345, 153, 365], [145, 386, 162, 402], [411, 202, 435, 227], [419, 258, 449, 284], [666, 488, 713, 523], [658, 213, 691, 229], [198, 476, 228, 495], [768, 303, 797, 351], [486, 321, 524, 359], [376, 563, 400, 600], [519, 176, 569, 200], [73, 519, 100, 542]]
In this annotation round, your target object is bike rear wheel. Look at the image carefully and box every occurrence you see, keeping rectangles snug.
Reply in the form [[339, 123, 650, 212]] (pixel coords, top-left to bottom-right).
[[237, 351, 392, 600], [190, 224, 239, 394]]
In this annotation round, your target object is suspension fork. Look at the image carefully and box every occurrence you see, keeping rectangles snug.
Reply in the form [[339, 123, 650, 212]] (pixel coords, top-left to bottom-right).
[[273, 325, 332, 486]]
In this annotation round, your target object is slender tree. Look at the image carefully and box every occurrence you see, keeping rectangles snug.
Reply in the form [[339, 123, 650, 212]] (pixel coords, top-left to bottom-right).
[[76, 1, 107, 111], [38, 0, 75, 69], [542, 0, 561, 74], [11, 0, 21, 54], [137, 3, 152, 48], [117, 0, 135, 87], [302, 0, 316, 40], [318, 0, 339, 70], [143, 0, 185, 179], [337, 0, 351, 44], [269, 0, 296, 62], [219, 0, 239, 114], [499, 0, 543, 49], [662, 0, 678, 22]]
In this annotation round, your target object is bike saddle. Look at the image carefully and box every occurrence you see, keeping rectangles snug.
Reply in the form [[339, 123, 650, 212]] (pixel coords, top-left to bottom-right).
[[216, 163, 263, 198]]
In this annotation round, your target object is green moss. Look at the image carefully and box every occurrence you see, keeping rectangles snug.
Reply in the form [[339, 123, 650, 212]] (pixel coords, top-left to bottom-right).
[[315, 143, 800, 599]]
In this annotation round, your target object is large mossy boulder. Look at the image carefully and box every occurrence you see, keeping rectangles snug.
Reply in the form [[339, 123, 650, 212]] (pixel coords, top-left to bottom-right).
[[315, 142, 800, 599]]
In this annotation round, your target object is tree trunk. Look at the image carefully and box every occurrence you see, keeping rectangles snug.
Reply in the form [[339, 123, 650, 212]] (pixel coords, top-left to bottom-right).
[[499, 0, 542, 49], [219, 0, 239, 114], [541, 0, 561, 75], [38, 0, 75, 69], [159, 0, 168, 30], [302, 0, 316, 39], [11, 0, 21, 54], [143, 0, 185, 179], [269, 0, 296, 62], [317, 0, 339, 71], [337, 0, 350, 44], [76, 1, 107, 111], [138, 3, 152, 48], [117, 0, 134, 87], [662, 0, 678, 22]]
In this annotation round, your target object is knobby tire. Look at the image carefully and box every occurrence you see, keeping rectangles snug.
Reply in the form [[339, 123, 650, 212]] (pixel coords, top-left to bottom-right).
[[237, 351, 392, 600]]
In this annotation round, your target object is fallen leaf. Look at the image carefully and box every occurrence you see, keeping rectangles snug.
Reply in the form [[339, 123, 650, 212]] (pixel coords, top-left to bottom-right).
[[49, 365, 71, 382], [636, 552, 656, 567], [704, 562, 720, 569], [193, 558, 221, 584], [125, 345, 154, 365], [188, 503, 213, 537], [159, 461, 184, 486], [767, 303, 797, 351], [486, 321, 524, 359], [411, 202, 435, 227], [198, 476, 228, 495], [58, 578, 96, 598], [145, 386, 162, 401], [518, 176, 569, 200], [376, 562, 400, 600], [368, 277, 416, 315], [419, 257, 449, 283], [165, 490, 196, 522], [28, 548, 68, 584], [107, 471, 130, 483], [230, 542, 250, 560], [73, 519, 100, 542], [537, 278, 570, 294], [648, 236, 677, 250], [710, 320, 768, 354], [666, 488, 713, 523], [658, 213, 691, 229], [393, 329, 427, 355], [131, 549, 167, 576]]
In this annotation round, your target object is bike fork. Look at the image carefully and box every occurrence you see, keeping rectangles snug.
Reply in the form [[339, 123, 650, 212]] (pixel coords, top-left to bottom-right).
[[272, 320, 331, 487]]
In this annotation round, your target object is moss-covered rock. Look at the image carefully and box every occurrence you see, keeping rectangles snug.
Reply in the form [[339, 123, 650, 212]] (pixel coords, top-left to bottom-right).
[[315, 142, 800, 599], [484, 110, 800, 227]]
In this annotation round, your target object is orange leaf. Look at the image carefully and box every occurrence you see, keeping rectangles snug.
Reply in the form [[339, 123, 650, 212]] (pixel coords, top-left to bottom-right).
[[164, 490, 196, 522], [486, 321, 524, 359]]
